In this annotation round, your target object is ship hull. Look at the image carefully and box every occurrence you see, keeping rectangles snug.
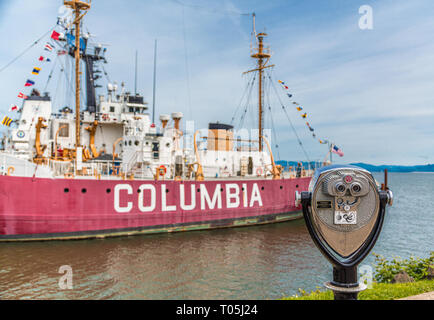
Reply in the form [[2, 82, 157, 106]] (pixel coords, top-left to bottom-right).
[[0, 175, 310, 241]]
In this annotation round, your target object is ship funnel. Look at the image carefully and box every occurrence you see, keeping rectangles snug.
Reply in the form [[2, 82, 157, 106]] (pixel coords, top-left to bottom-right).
[[171, 112, 183, 130], [159, 114, 170, 129]]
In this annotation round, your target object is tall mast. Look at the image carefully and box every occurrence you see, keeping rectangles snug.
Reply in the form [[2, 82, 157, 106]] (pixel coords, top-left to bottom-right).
[[152, 39, 157, 124], [134, 50, 138, 95], [244, 14, 273, 152], [64, 0, 91, 152]]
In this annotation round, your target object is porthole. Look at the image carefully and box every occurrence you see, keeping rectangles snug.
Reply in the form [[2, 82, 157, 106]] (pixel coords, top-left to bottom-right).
[[81, 188, 87, 193], [135, 140, 139, 146], [64, 188, 69, 193], [106, 188, 111, 194]]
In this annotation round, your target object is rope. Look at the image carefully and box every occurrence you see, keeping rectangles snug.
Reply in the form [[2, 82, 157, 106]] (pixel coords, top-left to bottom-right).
[[237, 74, 256, 130], [267, 72, 311, 163], [0, 25, 56, 74], [230, 72, 255, 125], [264, 72, 281, 160]]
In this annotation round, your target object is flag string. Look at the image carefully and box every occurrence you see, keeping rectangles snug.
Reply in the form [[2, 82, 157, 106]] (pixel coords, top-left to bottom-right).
[[275, 77, 344, 157]]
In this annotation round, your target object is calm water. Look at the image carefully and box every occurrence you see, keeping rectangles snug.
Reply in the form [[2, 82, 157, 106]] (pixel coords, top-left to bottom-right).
[[0, 172, 432, 300]]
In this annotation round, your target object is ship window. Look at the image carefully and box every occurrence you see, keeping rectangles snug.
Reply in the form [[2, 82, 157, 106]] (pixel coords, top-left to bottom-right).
[[106, 188, 111, 194], [59, 123, 69, 138], [110, 106, 115, 113], [134, 140, 139, 146], [129, 141, 132, 146], [64, 188, 69, 193], [81, 188, 87, 193], [129, 107, 134, 113]]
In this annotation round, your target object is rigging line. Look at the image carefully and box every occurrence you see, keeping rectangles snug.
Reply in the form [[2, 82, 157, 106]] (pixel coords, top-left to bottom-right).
[[0, 25, 56, 74], [58, 55, 86, 109], [232, 73, 256, 126], [101, 65, 112, 84], [181, 5, 193, 120], [43, 55, 59, 92], [267, 73, 311, 163], [230, 72, 255, 125], [52, 61, 64, 108], [265, 71, 281, 160], [237, 74, 256, 130]]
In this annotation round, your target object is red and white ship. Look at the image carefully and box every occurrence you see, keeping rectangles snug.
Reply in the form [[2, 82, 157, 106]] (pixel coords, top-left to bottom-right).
[[0, 1, 318, 241]]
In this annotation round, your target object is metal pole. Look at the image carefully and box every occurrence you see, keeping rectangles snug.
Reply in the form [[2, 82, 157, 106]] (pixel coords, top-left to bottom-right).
[[152, 39, 157, 124], [134, 50, 138, 95]]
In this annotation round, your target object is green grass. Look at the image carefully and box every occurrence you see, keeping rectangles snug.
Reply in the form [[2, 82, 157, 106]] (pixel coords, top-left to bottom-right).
[[282, 280, 434, 300]]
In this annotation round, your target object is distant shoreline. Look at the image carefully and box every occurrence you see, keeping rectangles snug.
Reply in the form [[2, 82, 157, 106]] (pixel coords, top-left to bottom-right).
[[275, 161, 434, 173]]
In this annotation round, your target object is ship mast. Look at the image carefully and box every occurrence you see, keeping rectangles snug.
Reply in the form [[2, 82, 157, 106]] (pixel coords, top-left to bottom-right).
[[244, 14, 274, 152], [64, 0, 91, 155]]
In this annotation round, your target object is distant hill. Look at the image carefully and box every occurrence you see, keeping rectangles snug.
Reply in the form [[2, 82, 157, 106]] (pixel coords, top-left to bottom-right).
[[275, 161, 434, 173], [349, 163, 434, 173]]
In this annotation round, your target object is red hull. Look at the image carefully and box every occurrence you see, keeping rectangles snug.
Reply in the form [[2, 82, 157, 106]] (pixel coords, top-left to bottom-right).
[[0, 175, 310, 241]]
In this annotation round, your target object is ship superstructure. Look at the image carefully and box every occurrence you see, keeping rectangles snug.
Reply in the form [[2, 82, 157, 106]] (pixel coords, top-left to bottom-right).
[[0, 1, 317, 241]]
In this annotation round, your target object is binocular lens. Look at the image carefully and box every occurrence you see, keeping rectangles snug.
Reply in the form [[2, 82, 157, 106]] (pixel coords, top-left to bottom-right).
[[335, 183, 346, 193], [351, 183, 362, 193]]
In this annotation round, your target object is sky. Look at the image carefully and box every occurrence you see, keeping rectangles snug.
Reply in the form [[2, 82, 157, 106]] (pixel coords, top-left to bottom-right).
[[0, 0, 434, 165]]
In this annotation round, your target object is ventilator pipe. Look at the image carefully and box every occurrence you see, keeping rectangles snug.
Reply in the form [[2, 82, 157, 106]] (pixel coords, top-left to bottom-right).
[[85, 120, 100, 158], [193, 130, 204, 181], [159, 114, 170, 129], [35, 117, 47, 160], [261, 135, 281, 180]]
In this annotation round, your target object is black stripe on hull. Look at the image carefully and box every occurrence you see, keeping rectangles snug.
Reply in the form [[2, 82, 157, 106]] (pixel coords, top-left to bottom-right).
[[0, 210, 303, 242]]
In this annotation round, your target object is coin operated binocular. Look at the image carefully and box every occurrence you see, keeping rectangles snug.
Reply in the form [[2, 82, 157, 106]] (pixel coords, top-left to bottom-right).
[[295, 165, 393, 300]]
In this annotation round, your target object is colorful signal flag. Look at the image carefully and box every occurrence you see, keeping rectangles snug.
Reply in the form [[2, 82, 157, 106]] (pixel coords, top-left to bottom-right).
[[50, 30, 61, 41], [1, 116, 13, 127], [44, 43, 54, 52], [25, 79, 35, 87], [38, 56, 51, 62], [18, 92, 28, 99]]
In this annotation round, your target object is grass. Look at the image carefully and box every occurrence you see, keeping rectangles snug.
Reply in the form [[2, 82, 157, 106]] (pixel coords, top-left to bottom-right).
[[282, 280, 434, 300]]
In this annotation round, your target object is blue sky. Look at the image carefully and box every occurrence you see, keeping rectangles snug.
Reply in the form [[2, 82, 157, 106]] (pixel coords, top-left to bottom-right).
[[1, 0, 434, 165]]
